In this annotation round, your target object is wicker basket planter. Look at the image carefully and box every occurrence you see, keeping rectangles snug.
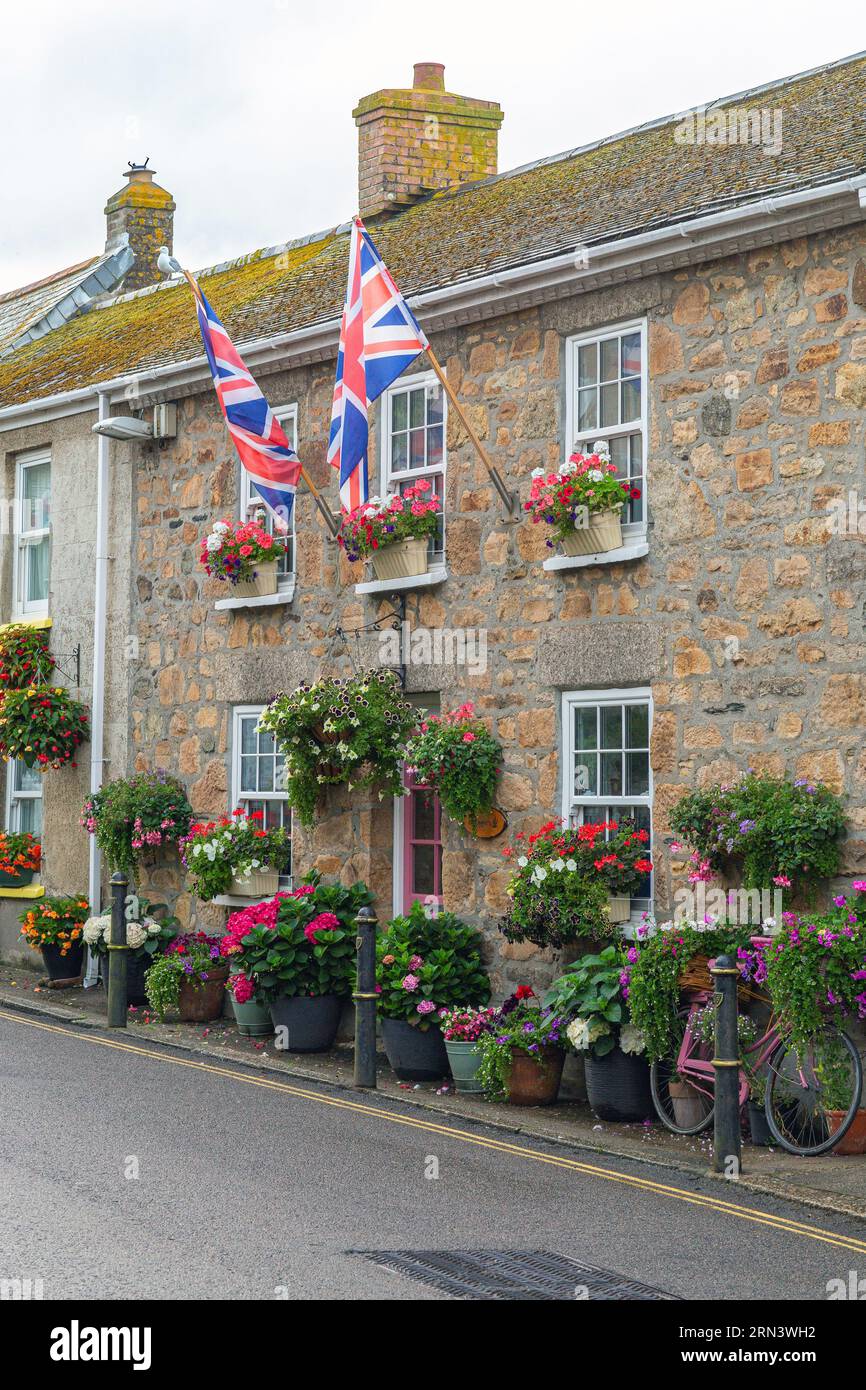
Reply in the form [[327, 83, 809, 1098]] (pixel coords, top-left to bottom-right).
[[371, 537, 429, 581], [231, 560, 279, 598], [229, 869, 280, 898], [560, 508, 623, 557], [606, 895, 632, 925]]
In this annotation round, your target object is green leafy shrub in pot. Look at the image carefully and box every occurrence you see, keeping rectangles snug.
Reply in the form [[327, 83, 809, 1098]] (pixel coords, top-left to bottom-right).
[[376, 902, 491, 1028], [543, 944, 646, 1060], [235, 875, 373, 1003]]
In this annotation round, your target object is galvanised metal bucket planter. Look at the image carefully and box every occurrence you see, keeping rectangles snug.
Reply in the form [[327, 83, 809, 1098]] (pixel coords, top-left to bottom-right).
[[444, 1039, 483, 1094], [230, 993, 273, 1037], [585, 1046, 653, 1122], [371, 537, 428, 582], [560, 508, 623, 557], [381, 1017, 449, 1081], [269, 994, 342, 1052]]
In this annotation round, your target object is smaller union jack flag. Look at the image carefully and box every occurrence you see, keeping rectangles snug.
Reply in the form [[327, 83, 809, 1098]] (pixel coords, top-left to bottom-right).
[[328, 217, 428, 513], [192, 281, 301, 527]]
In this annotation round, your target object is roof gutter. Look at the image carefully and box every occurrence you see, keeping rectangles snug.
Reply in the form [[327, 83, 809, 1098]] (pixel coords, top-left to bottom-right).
[[2, 173, 865, 429]]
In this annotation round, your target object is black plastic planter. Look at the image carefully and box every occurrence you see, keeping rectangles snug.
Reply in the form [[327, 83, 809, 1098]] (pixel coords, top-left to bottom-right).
[[40, 940, 84, 982], [748, 1100, 772, 1146], [381, 1017, 449, 1082], [269, 994, 342, 1052], [101, 952, 150, 1007], [585, 1046, 653, 1122]]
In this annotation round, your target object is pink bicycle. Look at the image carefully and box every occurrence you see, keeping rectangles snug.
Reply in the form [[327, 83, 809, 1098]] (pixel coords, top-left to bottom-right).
[[649, 949, 862, 1157]]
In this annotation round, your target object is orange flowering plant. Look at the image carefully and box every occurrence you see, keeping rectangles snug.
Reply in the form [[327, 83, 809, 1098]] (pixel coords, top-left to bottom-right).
[[499, 819, 653, 948], [19, 895, 89, 955], [0, 831, 41, 881]]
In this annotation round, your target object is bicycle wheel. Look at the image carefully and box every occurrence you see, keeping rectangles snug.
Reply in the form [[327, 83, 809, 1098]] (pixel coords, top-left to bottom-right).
[[650, 1004, 715, 1134], [765, 1025, 862, 1157]]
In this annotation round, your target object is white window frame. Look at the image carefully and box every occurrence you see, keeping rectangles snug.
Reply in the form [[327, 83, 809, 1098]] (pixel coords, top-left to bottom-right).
[[561, 686, 653, 921], [565, 319, 648, 540], [231, 705, 291, 886], [5, 757, 43, 838], [239, 404, 297, 591], [13, 450, 51, 618], [381, 369, 447, 562]]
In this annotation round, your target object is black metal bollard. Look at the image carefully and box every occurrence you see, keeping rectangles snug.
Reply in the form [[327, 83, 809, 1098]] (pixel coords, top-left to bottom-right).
[[710, 953, 742, 1175], [107, 871, 129, 1029], [353, 906, 378, 1089]]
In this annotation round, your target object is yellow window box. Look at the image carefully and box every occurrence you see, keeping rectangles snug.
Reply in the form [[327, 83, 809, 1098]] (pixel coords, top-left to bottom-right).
[[0, 617, 52, 633], [0, 884, 45, 899]]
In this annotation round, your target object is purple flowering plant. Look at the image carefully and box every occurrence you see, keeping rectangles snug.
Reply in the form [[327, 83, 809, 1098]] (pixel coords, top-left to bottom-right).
[[143, 931, 225, 1019], [474, 988, 566, 1099], [764, 887, 866, 1052]]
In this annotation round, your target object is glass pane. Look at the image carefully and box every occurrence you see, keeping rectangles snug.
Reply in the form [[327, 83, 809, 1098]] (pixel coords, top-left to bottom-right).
[[258, 729, 275, 756], [600, 337, 619, 382], [23, 462, 51, 528], [274, 753, 287, 794], [258, 758, 274, 793], [573, 752, 597, 797], [627, 703, 649, 749], [621, 332, 641, 377], [577, 388, 597, 432], [14, 761, 42, 793], [621, 375, 641, 422], [17, 798, 42, 835], [426, 426, 443, 468], [578, 344, 597, 386], [391, 433, 408, 471], [601, 705, 623, 749], [27, 537, 50, 603], [600, 382, 619, 427], [609, 435, 629, 477], [427, 384, 444, 424], [413, 789, 436, 841], [392, 393, 408, 432], [240, 756, 257, 793], [600, 752, 624, 797], [574, 705, 597, 751], [240, 719, 257, 755], [409, 428, 425, 468], [409, 388, 425, 429], [626, 751, 650, 797], [412, 843, 436, 896]]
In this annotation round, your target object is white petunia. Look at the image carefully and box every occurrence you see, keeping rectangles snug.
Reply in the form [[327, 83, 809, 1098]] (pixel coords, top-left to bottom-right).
[[517, 855, 528, 868], [550, 858, 565, 872], [565, 859, 577, 872]]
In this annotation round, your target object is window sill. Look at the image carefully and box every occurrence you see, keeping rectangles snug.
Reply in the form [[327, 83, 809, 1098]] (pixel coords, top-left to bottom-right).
[[543, 540, 648, 572], [0, 884, 45, 899], [214, 578, 296, 611], [2, 616, 52, 631], [354, 564, 448, 596]]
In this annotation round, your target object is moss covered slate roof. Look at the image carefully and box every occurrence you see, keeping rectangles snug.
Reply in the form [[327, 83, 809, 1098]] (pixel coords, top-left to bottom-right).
[[2, 51, 865, 410]]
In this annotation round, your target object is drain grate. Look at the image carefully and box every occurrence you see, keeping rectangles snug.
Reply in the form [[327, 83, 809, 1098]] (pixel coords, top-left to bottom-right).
[[348, 1249, 679, 1301]]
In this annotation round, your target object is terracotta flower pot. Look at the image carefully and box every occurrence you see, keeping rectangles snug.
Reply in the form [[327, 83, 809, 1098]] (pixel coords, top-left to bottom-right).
[[178, 966, 229, 1022], [505, 1046, 564, 1106], [668, 1076, 708, 1129], [828, 1108, 866, 1155]]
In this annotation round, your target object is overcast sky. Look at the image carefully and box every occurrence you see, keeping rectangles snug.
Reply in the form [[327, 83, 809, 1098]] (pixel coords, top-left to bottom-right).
[[1, 0, 863, 293]]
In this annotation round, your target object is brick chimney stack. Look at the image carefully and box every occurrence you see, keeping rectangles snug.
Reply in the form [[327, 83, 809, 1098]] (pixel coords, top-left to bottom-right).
[[353, 64, 504, 219], [105, 162, 176, 291]]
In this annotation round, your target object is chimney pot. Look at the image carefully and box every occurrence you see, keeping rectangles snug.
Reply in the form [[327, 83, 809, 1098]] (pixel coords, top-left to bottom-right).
[[413, 61, 445, 91], [105, 162, 176, 291]]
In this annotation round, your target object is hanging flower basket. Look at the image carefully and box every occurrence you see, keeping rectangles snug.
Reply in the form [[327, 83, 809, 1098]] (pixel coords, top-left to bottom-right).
[[257, 671, 417, 826], [0, 686, 89, 769], [0, 624, 55, 688], [81, 771, 193, 876], [405, 702, 502, 830]]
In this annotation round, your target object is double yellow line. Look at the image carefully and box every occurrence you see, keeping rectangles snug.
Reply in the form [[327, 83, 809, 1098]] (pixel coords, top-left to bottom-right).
[[5, 1005, 866, 1257]]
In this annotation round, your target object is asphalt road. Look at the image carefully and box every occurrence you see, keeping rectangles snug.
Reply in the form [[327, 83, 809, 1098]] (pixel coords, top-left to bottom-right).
[[2, 1007, 866, 1302]]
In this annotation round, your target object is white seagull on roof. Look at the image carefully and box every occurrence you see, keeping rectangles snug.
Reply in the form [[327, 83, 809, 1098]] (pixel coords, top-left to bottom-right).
[[157, 246, 183, 277]]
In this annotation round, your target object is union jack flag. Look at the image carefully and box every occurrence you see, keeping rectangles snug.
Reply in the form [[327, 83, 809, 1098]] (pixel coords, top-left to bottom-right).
[[192, 281, 301, 528], [328, 217, 429, 513]]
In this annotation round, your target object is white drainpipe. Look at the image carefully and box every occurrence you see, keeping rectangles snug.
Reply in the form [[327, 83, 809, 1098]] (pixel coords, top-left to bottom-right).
[[83, 390, 110, 986]]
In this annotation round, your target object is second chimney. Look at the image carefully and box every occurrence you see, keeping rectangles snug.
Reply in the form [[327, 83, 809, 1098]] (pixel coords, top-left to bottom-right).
[[105, 162, 176, 291], [353, 63, 503, 219]]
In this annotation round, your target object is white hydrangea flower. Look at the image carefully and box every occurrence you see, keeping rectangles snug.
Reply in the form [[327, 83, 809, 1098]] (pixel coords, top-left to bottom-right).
[[126, 921, 148, 950], [587, 1018, 612, 1043], [619, 1024, 646, 1055], [566, 1017, 590, 1051], [83, 914, 110, 945]]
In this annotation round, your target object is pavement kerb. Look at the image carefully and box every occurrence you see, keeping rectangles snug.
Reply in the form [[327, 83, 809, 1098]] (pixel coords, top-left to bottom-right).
[[2, 983, 865, 1226]]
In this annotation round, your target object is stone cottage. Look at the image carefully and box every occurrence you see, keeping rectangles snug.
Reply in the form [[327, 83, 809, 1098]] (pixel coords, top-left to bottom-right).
[[1, 55, 866, 993]]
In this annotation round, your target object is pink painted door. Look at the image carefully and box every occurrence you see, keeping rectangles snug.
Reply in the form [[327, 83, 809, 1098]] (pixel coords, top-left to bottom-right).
[[402, 770, 443, 913]]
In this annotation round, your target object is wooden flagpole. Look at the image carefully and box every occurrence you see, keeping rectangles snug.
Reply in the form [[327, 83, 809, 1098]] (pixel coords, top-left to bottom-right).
[[181, 268, 341, 540], [425, 348, 518, 517]]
